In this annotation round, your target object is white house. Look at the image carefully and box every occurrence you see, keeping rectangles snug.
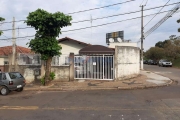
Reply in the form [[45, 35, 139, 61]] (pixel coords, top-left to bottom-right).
[[51, 37, 91, 66], [58, 37, 91, 55]]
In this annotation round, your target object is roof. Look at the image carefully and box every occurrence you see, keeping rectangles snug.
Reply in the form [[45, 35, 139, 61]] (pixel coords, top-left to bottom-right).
[[58, 37, 91, 46], [79, 45, 115, 55], [0, 46, 31, 56]]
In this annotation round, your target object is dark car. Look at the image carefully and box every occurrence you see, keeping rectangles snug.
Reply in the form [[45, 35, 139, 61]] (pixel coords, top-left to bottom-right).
[[0, 72, 26, 96], [143, 60, 148, 64], [147, 60, 158, 65]]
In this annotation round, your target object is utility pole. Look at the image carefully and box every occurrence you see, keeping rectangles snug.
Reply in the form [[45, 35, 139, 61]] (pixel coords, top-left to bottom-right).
[[12, 17, 16, 67], [140, 5, 144, 70]]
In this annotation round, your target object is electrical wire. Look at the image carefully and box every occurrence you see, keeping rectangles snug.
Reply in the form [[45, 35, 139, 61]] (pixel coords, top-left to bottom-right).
[[145, 0, 149, 6], [144, 0, 170, 27], [0, 0, 135, 24], [67, 0, 135, 14], [140, 0, 145, 6], [1, 1, 179, 25], [1, 2, 179, 32], [0, 9, 173, 40]]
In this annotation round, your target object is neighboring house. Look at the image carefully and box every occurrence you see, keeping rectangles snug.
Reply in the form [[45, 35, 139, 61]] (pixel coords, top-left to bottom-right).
[[0, 46, 31, 71]]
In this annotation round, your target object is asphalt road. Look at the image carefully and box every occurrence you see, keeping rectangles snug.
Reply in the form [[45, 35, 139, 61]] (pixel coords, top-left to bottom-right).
[[0, 65, 180, 120], [144, 64, 180, 85]]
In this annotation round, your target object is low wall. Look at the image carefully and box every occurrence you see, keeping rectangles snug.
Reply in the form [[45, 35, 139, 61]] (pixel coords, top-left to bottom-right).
[[115, 46, 140, 80], [16, 65, 70, 83], [51, 66, 70, 82], [16, 65, 41, 83]]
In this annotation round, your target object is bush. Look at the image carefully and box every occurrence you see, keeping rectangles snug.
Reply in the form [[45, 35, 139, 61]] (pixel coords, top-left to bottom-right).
[[40, 72, 56, 85], [50, 72, 55, 80]]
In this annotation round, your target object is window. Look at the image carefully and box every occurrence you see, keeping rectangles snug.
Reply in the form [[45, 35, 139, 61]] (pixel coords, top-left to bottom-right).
[[0, 73, 2, 80], [9, 72, 23, 79], [2, 73, 7, 80]]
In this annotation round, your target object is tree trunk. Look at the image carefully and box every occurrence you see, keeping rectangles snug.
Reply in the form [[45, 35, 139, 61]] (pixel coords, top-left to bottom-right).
[[44, 57, 52, 86]]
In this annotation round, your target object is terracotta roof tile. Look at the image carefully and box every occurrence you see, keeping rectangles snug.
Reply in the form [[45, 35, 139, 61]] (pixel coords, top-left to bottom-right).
[[0, 46, 31, 56]]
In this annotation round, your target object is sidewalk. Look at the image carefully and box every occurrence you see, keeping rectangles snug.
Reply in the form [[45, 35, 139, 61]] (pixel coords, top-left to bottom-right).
[[24, 70, 173, 91]]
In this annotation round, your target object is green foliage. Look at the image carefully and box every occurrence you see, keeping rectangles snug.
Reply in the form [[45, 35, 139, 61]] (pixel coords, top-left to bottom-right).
[[145, 47, 165, 61], [41, 76, 45, 85], [155, 40, 169, 48], [172, 57, 180, 68], [50, 72, 55, 80], [40, 72, 55, 85], [25, 9, 72, 85], [25, 9, 72, 60], [0, 17, 5, 36]]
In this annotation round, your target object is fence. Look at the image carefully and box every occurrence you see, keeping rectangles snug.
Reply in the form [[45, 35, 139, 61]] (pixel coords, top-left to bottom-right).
[[51, 54, 70, 66], [18, 53, 41, 65], [18, 53, 69, 66]]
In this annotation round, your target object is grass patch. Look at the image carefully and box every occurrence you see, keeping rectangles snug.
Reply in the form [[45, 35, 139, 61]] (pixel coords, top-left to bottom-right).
[[173, 57, 180, 68]]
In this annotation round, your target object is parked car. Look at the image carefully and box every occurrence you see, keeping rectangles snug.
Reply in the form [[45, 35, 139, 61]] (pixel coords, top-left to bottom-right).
[[0, 72, 26, 96], [159, 59, 172, 67], [147, 60, 158, 65], [143, 60, 148, 64]]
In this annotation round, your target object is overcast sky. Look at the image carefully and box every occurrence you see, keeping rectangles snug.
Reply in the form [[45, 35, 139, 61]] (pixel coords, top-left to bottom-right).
[[0, 0, 179, 51]]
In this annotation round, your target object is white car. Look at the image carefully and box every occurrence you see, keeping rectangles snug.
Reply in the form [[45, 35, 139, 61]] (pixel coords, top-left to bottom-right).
[[159, 59, 172, 67]]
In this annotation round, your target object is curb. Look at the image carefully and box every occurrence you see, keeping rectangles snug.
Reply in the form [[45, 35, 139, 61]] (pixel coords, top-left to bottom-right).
[[24, 80, 173, 91]]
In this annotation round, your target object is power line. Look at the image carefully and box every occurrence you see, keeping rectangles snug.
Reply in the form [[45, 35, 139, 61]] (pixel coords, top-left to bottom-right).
[[144, 0, 170, 27], [145, 0, 149, 6], [144, 3, 180, 38], [0, 0, 135, 24], [1, 2, 179, 32], [73, 2, 179, 23], [0, 10, 173, 41], [67, 0, 135, 14], [1, 1, 179, 25], [140, 0, 145, 6]]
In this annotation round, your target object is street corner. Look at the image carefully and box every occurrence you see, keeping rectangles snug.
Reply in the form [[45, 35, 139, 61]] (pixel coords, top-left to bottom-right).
[[140, 70, 173, 87]]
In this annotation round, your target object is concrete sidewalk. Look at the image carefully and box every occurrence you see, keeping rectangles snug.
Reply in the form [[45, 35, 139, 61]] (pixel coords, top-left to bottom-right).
[[24, 70, 173, 91]]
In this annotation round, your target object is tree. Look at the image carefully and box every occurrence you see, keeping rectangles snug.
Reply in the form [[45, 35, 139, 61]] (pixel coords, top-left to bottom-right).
[[145, 47, 165, 61], [155, 40, 169, 48], [163, 39, 180, 60], [25, 9, 72, 85], [0, 17, 5, 36]]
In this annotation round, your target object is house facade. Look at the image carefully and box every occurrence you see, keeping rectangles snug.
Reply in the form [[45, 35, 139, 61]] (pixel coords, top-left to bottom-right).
[[58, 37, 91, 55], [0, 46, 31, 72]]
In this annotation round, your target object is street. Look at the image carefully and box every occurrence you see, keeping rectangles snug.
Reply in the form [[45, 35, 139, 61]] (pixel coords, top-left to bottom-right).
[[0, 65, 180, 120], [144, 64, 180, 85]]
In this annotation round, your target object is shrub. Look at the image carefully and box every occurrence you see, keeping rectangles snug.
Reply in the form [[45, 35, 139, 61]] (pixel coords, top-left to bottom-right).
[[40, 72, 55, 85]]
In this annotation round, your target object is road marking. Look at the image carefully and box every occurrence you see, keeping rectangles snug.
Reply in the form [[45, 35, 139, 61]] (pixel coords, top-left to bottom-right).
[[0, 106, 39, 110], [155, 72, 172, 73], [0, 106, 180, 111]]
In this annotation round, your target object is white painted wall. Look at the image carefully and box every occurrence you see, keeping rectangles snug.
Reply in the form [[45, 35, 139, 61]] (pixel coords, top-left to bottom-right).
[[109, 42, 137, 48], [59, 40, 88, 55], [0, 58, 4, 65], [0, 57, 8, 65], [115, 46, 140, 80]]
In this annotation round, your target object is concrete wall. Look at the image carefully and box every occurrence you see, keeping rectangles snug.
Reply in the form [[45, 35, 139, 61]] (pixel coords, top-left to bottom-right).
[[59, 40, 88, 55], [16, 65, 41, 83], [109, 42, 137, 48], [15, 65, 70, 83], [115, 46, 140, 80], [51, 66, 70, 82]]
